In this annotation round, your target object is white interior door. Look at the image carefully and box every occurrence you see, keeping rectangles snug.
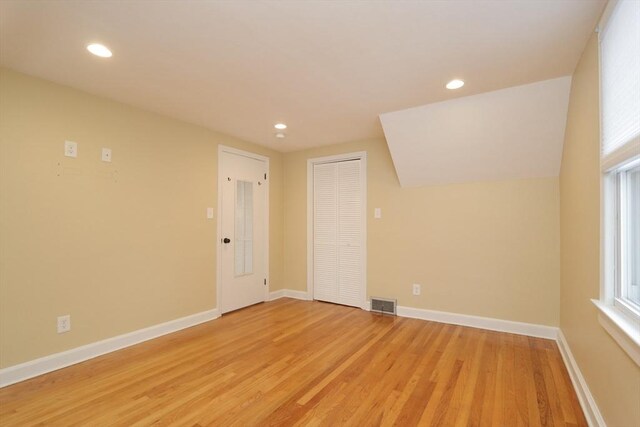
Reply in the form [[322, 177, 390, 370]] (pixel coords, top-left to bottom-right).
[[312, 158, 364, 308], [219, 149, 268, 313]]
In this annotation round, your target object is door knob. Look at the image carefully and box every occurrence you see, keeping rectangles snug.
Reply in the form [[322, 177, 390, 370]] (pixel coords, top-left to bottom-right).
[[223, 238, 231, 244]]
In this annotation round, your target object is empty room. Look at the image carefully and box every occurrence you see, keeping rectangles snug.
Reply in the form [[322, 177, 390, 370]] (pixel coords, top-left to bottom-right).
[[0, 0, 638, 426]]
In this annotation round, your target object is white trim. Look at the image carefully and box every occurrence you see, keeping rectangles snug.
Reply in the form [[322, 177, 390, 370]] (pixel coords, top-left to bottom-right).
[[306, 151, 368, 309], [217, 145, 270, 314], [268, 289, 286, 301], [357, 299, 555, 338], [601, 137, 640, 172], [601, 172, 616, 305], [393, 304, 558, 339], [285, 289, 311, 300], [557, 330, 607, 427], [0, 308, 220, 388], [597, 0, 619, 39], [592, 299, 640, 366], [269, 289, 311, 301], [288, 293, 556, 338]]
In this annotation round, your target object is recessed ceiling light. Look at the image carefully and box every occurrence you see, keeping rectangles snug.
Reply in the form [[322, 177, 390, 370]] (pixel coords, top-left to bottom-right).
[[274, 123, 287, 130], [87, 43, 112, 58], [446, 79, 464, 90]]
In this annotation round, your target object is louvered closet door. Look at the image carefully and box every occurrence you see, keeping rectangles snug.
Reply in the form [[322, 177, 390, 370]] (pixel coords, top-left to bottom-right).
[[313, 159, 362, 308]]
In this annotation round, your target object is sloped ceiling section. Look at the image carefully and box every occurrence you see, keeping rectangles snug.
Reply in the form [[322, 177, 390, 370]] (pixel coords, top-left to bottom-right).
[[379, 77, 572, 187]]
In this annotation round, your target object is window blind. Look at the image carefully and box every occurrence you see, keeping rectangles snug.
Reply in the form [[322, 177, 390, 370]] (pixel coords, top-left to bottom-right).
[[600, 0, 640, 158]]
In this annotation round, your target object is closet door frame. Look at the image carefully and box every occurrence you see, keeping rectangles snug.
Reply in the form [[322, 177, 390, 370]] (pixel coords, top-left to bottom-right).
[[306, 151, 367, 310]]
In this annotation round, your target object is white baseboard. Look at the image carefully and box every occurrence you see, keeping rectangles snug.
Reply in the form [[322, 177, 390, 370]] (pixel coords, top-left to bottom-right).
[[363, 300, 557, 339], [269, 289, 310, 301], [0, 308, 220, 388], [394, 305, 558, 339], [286, 289, 311, 300], [268, 289, 286, 300], [557, 330, 606, 427]]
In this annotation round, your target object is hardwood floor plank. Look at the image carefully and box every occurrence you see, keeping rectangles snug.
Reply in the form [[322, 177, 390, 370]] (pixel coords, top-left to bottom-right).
[[378, 321, 444, 425], [392, 324, 453, 426], [545, 346, 585, 426], [537, 345, 568, 426], [452, 330, 487, 427], [418, 326, 468, 425], [501, 334, 520, 426], [0, 299, 587, 426]]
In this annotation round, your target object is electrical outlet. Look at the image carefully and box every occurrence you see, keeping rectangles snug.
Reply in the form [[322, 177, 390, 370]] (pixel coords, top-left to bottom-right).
[[57, 315, 71, 333], [412, 283, 421, 296], [64, 141, 78, 158]]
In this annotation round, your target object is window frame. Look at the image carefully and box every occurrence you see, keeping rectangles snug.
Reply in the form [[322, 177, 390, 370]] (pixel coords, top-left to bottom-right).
[[594, 0, 640, 367], [612, 161, 640, 319], [597, 158, 640, 368]]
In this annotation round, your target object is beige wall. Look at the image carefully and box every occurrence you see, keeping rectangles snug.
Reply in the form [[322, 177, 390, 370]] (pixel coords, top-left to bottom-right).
[[284, 139, 561, 326], [0, 68, 284, 368], [559, 34, 640, 426]]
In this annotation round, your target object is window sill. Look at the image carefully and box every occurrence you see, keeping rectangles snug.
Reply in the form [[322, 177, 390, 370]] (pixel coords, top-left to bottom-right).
[[592, 299, 640, 366]]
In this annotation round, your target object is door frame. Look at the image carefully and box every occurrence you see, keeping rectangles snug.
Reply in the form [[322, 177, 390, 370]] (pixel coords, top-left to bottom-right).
[[217, 145, 270, 313], [306, 151, 367, 309]]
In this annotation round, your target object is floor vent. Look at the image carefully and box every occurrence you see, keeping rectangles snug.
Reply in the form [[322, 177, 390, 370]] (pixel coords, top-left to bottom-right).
[[370, 297, 397, 315]]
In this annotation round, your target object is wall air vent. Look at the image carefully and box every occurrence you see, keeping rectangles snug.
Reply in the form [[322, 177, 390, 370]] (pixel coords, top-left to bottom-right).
[[370, 297, 397, 315]]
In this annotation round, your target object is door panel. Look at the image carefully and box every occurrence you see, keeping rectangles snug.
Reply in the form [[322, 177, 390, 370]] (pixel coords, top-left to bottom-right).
[[220, 150, 267, 313], [313, 163, 338, 303], [314, 244, 338, 303], [312, 159, 363, 308], [338, 245, 361, 307]]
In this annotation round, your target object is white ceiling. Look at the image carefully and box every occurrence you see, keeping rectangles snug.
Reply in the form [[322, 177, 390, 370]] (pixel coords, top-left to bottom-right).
[[0, 0, 604, 152], [380, 77, 572, 187]]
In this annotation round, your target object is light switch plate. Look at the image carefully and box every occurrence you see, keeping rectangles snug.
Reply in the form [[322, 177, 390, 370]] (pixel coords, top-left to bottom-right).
[[207, 207, 214, 219], [374, 208, 382, 219], [101, 148, 112, 162], [64, 141, 77, 158]]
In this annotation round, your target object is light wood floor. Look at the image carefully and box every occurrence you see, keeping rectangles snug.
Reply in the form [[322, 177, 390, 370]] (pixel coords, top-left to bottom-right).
[[0, 298, 586, 426]]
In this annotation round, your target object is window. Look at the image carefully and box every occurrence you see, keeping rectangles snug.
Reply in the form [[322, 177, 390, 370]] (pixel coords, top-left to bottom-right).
[[235, 180, 253, 276], [625, 166, 640, 308], [611, 161, 640, 317], [595, 0, 640, 366]]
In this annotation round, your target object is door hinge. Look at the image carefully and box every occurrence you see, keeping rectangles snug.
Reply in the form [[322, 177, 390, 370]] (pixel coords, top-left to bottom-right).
[[264, 173, 267, 180], [264, 278, 267, 285]]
